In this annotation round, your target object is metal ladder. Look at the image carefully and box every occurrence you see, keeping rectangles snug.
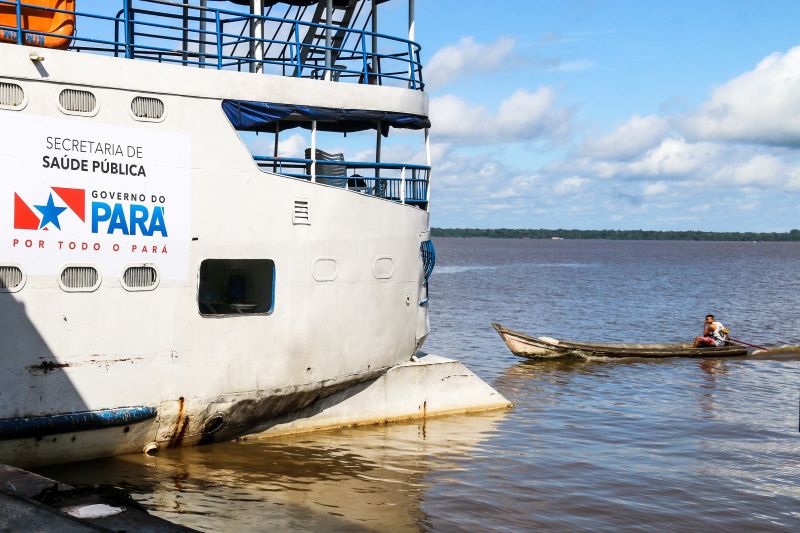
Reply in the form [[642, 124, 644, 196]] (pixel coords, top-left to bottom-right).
[[293, 0, 359, 78]]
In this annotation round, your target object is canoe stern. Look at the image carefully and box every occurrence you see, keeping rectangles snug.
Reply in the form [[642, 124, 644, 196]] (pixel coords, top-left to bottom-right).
[[491, 323, 563, 358]]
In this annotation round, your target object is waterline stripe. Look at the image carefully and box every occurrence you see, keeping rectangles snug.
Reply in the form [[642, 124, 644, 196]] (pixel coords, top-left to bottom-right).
[[0, 406, 157, 440]]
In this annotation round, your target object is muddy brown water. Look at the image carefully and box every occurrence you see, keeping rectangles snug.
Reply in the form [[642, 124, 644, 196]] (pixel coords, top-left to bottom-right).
[[38, 239, 800, 531]]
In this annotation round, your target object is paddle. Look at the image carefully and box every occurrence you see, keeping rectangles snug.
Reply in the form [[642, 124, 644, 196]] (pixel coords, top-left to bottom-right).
[[729, 338, 768, 351]]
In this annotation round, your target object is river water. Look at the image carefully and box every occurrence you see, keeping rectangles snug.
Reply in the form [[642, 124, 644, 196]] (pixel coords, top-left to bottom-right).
[[38, 239, 800, 531]]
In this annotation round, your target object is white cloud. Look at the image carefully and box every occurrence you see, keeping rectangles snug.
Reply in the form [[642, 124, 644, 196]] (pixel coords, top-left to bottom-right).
[[553, 176, 589, 195], [430, 139, 799, 227], [546, 45, 800, 211], [489, 174, 542, 199], [430, 87, 571, 144], [277, 133, 308, 158], [626, 137, 722, 178], [249, 41, 799, 231], [726, 153, 786, 187], [425, 36, 516, 89], [583, 114, 671, 160], [427, 143, 547, 219], [551, 136, 715, 180], [246, 131, 308, 159], [683, 46, 800, 146], [556, 133, 800, 199], [643, 182, 668, 197]]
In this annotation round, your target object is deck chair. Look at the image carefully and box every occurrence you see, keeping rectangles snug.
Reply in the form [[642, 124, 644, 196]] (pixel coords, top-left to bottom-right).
[[305, 148, 347, 188]]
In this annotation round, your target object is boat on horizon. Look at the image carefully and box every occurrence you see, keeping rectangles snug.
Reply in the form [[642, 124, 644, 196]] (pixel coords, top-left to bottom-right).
[[491, 323, 749, 359]]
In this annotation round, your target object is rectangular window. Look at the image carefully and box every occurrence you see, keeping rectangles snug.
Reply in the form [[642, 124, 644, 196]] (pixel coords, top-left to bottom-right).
[[198, 259, 275, 316]]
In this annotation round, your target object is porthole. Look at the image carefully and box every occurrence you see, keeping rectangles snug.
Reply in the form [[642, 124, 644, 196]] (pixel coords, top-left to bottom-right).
[[312, 257, 337, 282], [59, 265, 101, 292], [121, 265, 159, 291], [373, 257, 394, 279], [0, 264, 25, 293], [58, 88, 98, 116], [130, 96, 165, 122], [0, 81, 26, 110], [201, 413, 225, 435]]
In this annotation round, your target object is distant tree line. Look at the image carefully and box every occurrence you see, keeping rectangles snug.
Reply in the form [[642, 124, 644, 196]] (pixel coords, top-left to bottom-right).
[[430, 228, 800, 242]]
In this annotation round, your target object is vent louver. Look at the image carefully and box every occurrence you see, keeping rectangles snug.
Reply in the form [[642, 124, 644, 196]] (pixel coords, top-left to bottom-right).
[[293, 200, 310, 225], [0, 82, 24, 108], [0, 266, 23, 290], [131, 96, 165, 120], [122, 265, 158, 290], [59, 89, 97, 114], [60, 266, 100, 291]]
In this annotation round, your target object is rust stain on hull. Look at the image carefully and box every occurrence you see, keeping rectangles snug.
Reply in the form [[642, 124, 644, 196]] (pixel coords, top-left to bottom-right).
[[167, 397, 190, 448], [27, 361, 70, 374], [85, 357, 139, 365], [27, 357, 143, 375]]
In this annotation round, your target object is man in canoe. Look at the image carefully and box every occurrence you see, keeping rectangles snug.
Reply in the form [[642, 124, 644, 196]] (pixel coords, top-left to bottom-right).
[[693, 314, 729, 348]]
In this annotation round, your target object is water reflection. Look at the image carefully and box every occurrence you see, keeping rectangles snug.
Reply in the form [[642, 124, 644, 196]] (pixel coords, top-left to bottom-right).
[[485, 353, 800, 530], [38, 411, 508, 532], [696, 360, 727, 417]]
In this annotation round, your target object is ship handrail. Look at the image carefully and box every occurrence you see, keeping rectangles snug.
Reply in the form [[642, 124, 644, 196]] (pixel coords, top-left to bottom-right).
[[254, 155, 430, 205], [0, 0, 425, 90], [129, 1, 422, 81], [255, 156, 431, 171]]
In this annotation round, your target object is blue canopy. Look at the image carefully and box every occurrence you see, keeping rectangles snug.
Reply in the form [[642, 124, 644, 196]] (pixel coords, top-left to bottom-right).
[[222, 100, 431, 136]]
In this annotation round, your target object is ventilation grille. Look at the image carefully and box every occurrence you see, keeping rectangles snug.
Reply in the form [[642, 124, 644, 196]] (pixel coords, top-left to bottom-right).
[[60, 266, 99, 291], [0, 82, 24, 108], [123, 266, 158, 290], [131, 96, 165, 120], [293, 199, 310, 225], [0, 266, 23, 290], [59, 89, 97, 114]]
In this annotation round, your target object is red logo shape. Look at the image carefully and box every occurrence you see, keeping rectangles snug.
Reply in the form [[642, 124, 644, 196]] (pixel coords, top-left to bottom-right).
[[14, 193, 40, 230], [52, 187, 85, 222]]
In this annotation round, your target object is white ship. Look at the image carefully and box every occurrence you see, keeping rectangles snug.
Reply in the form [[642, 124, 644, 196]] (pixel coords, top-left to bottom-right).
[[0, 0, 505, 468]]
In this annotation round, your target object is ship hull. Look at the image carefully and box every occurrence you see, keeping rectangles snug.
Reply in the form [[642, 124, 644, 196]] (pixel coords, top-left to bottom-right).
[[0, 43, 431, 467]]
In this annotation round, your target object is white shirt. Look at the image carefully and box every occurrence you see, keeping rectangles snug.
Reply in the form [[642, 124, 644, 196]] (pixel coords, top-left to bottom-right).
[[710, 321, 727, 346]]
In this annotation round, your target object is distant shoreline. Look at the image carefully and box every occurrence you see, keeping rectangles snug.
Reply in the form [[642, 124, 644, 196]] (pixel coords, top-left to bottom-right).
[[431, 228, 800, 242]]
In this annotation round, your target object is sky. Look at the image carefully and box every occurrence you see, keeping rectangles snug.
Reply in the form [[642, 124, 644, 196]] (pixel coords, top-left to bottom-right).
[[396, 0, 800, 231], [70, 1, 800, 231]]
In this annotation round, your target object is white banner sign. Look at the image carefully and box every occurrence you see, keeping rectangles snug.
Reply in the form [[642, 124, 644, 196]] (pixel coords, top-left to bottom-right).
[[0, 111, 191, 281]]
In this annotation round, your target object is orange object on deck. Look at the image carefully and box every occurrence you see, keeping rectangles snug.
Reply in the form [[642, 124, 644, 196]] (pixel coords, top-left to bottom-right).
[[0, 0, 76, 49]]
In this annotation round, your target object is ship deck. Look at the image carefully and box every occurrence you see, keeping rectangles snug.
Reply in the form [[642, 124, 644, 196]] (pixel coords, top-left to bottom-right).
[[0, 0, 423, 90]]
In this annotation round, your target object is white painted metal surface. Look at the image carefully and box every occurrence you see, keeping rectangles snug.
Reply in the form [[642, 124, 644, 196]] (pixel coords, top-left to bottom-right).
[[254, 354, 512, 437], [0, 5, 499, 468], [0, 39, 434, 467], [250, 0, 264, 74]]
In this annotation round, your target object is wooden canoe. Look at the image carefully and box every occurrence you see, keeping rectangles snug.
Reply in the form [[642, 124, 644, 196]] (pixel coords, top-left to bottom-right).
[[491, 322, 749, 359]]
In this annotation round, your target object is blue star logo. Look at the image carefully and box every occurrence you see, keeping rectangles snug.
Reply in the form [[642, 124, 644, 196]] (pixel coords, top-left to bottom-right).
[[34, 193, 68, 230]]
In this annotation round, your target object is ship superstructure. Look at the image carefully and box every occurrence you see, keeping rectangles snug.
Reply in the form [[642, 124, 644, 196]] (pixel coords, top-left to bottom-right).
[[0, 0, 435, 466]]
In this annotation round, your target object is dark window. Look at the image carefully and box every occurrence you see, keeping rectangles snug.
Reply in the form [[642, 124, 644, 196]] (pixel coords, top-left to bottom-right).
[[198, 259, 275, 316]]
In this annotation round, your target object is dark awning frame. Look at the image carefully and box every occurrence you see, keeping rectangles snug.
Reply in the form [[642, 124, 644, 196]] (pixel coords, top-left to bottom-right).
[[214, 1, 390, 7], [222, 100, 431, 136]]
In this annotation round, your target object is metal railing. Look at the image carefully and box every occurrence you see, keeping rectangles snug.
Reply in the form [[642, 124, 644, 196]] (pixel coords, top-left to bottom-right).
[[0, 0, 424, 90], [254, 156, 430, 205]]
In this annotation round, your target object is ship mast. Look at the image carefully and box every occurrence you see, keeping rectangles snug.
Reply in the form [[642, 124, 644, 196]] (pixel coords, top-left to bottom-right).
[[250, 0, 264, 72]]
